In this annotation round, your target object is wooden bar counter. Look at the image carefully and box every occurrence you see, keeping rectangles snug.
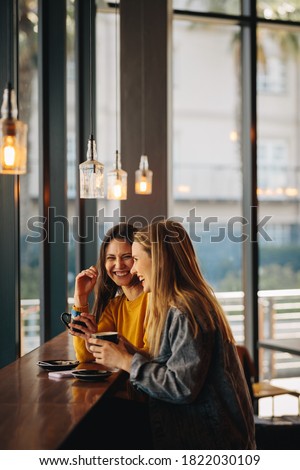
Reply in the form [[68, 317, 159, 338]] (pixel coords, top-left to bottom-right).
[[0, 332, 127, 450]]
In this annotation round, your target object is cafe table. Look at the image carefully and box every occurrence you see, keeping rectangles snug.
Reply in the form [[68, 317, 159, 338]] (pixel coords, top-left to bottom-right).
[[0, 331, 127, 450]]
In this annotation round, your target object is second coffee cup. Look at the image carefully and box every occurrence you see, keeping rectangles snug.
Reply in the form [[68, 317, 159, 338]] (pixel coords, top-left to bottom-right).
[[91, 331, 118, 344]]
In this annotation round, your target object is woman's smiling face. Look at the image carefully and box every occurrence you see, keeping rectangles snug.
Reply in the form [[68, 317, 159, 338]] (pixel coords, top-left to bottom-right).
[[105, 238, 135, 287], [131, 241, 152, 293]]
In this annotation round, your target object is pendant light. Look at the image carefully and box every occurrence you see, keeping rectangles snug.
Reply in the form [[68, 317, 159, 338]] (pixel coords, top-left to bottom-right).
[[107, 150, 127, 200], [0, 3, 27, 175], [107, 1, 127, 200], [135, 154, 152, 194], [79, 0, 104, 199], [135, 0, 152, 195]]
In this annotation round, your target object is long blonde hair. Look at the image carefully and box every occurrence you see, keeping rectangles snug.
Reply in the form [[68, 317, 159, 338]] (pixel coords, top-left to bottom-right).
[[134, 220, 234, 357]]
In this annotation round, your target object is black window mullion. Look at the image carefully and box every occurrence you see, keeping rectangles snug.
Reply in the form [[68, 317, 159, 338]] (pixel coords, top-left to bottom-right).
[[38, 0, 68, 342], [0, 0, 21, 367], [241, 0, 259, 376]]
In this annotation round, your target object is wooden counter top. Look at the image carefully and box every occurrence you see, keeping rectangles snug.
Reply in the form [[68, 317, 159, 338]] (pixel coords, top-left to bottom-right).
[[0, 332, 126, 450]]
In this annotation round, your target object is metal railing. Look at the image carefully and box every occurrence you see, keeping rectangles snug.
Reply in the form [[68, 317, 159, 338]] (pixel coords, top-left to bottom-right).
[[258, 289, 300, 379], [20, 290, 300, 379]]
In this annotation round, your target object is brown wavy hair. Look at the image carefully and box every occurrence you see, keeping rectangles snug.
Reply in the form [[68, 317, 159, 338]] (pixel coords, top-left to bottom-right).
[[133, 219, 235, 356], [92, 223, 140, 322]]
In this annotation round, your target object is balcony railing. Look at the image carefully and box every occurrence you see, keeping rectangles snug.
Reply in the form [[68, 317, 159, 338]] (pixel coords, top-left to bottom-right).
[[258, 289, 300, 379], [20, 289, 300, 379]]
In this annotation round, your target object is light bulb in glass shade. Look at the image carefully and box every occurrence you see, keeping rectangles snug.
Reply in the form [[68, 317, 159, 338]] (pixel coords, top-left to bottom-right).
[[107, 151, 127, 200], [0, 84, 27, 175], [135, 155, 152, 195], [3, 135, 16, 165], [79, 136, 104, 198]]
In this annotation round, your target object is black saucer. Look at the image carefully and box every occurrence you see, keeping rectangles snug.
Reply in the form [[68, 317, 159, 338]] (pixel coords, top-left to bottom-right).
[[71, 369, 112, 382], [37, 360, 80, 371]]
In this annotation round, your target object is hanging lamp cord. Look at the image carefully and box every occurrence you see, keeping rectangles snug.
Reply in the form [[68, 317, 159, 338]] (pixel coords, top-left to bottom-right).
[[115, 0, 119, 166], [89, 0, 95, 162], [6, 1, 13, 119], [141, 0, 145, 157]]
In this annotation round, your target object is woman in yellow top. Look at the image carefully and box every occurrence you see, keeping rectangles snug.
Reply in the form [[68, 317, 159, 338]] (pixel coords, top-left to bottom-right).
[[69, 223, 148, 362]]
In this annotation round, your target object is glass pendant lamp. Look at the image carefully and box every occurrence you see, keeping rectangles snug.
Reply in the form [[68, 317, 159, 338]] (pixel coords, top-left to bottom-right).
[[134, 1, 153, 195], [135, 155, 152, 194], [79, 134, 104, 198], [0, 83, 27, 175], [107, 3, 127, 200], [107, 150, 127, 200], [78, 0, 104, 199]]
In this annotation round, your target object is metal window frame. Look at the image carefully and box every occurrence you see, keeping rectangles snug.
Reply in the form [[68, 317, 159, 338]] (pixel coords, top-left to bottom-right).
[[38, 0, 68, 342]]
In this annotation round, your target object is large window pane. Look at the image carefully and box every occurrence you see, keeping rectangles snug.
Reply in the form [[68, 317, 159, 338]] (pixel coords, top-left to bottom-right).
[[257, 26, 300, 380], [66, 0, 76, 299], [96, 8, 121, 236], [172, 19, 243, 341], [19, 0, 39, 355]]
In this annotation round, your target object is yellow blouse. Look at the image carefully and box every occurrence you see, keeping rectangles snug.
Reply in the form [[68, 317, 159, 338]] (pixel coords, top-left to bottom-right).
[[73, 291, 149, 362]]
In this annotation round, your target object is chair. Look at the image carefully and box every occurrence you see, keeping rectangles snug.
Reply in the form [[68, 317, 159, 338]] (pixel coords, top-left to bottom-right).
[[236, 344, 300, 449], [236, 344, 300, 416]]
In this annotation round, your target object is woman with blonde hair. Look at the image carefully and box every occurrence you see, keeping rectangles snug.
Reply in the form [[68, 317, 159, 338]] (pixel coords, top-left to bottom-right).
[[89, 220, 256, 449]]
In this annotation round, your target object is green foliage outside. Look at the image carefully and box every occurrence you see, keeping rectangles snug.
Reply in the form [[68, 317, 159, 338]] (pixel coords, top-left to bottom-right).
[[217, 245, 300, 292]]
